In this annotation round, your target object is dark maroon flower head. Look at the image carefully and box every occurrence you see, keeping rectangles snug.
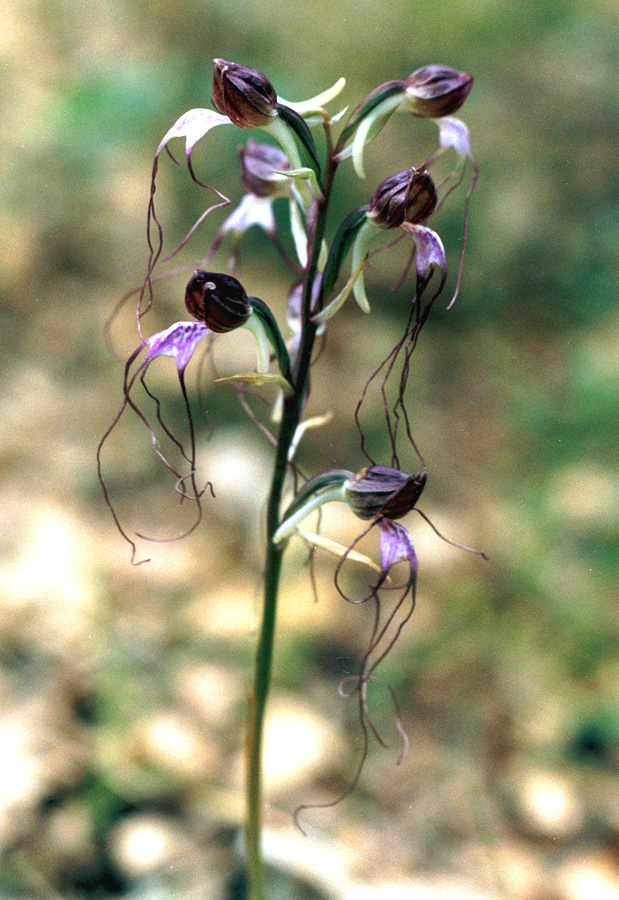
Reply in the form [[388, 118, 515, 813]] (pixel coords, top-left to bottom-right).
[[212, 59, 278, 128], [344, 466, 427, 520], [239, 140, 290, 197], [184, 271, 251, 333], [405, 65, 473, 118], [368, 168, 437, 229]]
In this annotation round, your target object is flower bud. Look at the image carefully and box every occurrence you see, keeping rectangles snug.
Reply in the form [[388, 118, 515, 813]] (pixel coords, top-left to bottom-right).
[[239, 140, 290, 198], [212, 59, 278, 128], [184, 271, 251, 333], [368, 168, 437, 229], [404, 65, 473, 118], [344, 466, 427, 520]]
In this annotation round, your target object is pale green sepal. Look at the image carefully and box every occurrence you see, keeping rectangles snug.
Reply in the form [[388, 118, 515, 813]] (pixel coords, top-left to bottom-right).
[[321, 206, 368, 300], [273, 106, 321, 178], [330, 106, 349, 124], [274, 470, 353, 544], [351, 114, 374, 179], [278, 77, 346, 116], [289, 198, 308, 268], [282, 166, 324, 201], [270, 389, 283, 424], [302, 105, 348, 128], [338, 81, 405, 147], [318, 239, 328, 271], [240, 308, 271, 374], [273, 481, 348, 543], [247, 299, 293, 383], [338, 93, 403, 177], [216, 372, 293, 392], [350, 219, 378, 312], [296, 528, 384, 575], [288, 411, 333, 462], [264, 117, 314, 206], [312, 254, 368, 323]]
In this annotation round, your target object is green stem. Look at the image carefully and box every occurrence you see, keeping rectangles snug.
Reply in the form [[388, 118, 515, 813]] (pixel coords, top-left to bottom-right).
[[244, 396, 297, 900], [245, 153, 336, 900]]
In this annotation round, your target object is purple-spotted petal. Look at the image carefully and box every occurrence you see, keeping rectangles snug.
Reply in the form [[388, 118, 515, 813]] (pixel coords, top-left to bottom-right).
[[437, 116, 472, 160], [156, 108, 230, 162], [145, 321, 210, 372], [378, 519, 418, 581], [402, 223, 447, 278]]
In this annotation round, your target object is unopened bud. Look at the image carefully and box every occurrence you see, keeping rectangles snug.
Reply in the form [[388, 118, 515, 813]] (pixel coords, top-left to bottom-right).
[[344, 466, 427, 520], [404, 65, 473, 118], [368, 168, 437, 229], [212, 59, 278, 128], [239, 140, 290, 198], [185, 271, 251, 333]]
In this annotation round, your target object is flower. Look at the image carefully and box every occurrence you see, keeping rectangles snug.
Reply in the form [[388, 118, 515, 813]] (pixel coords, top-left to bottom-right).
[[97, 273, 290, 560], [337, 64, 473, 178], [403, 65, 473, 119], [367, 167, 437, 229], [342, 466, 424, 588], [154, 61, 344, 209], [273, 464, 422, 767], [202, 141, 309, 269], [184, 270, 251, 332], [239, 140, 291, 197], [314, 176, 446, 322], [377, 517, 418, 587], [212, 60, 278, 128], [273, 465, 425, 593], [137, 272, 263, 395], [343, 466, 427, 519]]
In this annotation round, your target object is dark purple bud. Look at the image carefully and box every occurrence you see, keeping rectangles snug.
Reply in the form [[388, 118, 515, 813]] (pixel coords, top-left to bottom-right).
[[404, 65, 473, 118], [239, 140, 290, 197], [184, 271, 251, 333], [212, 59, 278, 128], [344, 466, 427, 520], [368, 168, 437, 229]]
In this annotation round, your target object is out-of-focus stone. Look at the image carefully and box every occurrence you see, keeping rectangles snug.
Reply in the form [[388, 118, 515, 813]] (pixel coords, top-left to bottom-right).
[[0, 699, 87, 851], [182, 577, 260, 641], [44, 802, 95, 868], [109, 811, 201, 879], [261, 695, 345, 796], [506, 766, 584, 842], [492, 839, 546, 900], [557, 851, 619, 900], [174, 662, 243, 729], [130, 710, 219, 783], [0, 497, 99, 657]]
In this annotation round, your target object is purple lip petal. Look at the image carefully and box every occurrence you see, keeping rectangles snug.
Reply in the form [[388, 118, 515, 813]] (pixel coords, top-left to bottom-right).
[[221, 193, 276, 236], [378, 519, 418, 580], [437, 116, 472, 159], [145, 321, 211, 372], [403, 223, 447, 278]]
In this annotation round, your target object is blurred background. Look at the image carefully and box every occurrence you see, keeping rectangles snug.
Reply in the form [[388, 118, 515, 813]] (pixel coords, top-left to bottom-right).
[[2, 0, 619, 897]]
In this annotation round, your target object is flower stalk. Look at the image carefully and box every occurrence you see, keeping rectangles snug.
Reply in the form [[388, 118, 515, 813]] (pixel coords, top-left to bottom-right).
[[244, 146, 338, 899], [99, 57, 481, 900]]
